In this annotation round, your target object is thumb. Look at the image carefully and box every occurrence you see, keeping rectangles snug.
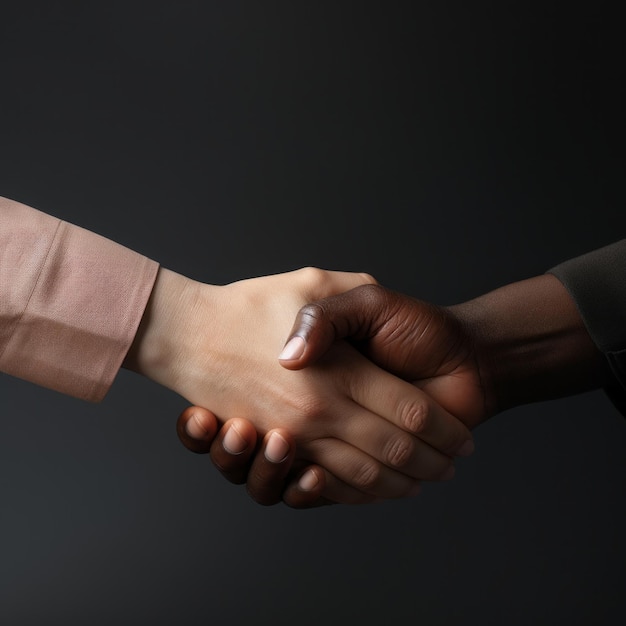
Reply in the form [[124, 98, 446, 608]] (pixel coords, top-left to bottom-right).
[[278, 284, 389, 370]]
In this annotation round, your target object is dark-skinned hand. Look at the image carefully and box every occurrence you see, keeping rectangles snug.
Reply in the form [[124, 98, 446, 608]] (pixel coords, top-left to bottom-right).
[[177, 275, 606, 508]]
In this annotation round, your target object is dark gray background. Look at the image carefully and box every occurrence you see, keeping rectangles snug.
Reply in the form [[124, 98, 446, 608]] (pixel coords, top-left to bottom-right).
[[1, 2, 624, 624]]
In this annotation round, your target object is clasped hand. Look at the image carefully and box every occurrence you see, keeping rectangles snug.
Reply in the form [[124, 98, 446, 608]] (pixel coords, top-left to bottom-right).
[[126, 269, 476, 507]]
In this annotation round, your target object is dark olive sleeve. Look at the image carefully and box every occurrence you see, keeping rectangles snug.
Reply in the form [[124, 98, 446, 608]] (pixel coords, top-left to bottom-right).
[[548, 240, 626, 416]]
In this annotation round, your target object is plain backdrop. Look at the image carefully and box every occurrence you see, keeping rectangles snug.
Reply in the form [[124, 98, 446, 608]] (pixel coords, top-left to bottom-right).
[[1, 2, 625, 625]]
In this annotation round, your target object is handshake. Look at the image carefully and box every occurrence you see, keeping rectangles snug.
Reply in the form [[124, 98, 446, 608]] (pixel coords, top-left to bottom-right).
[[2, 198, 618, 508], [124, 264, 607, 508]]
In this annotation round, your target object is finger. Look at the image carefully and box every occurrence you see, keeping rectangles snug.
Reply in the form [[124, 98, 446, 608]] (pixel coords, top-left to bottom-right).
[[313, 344, 474, 464], [244, 429, 297, 506], [279, 283, 387, 369], [282, 466, 331, 508], [209, 418, 258, 485], [328, 403, 456, 481], [176, 406, 220, 454], [284, 466, 404, 507], [344, 359, 475, 459], [301, 438, 426, 499]]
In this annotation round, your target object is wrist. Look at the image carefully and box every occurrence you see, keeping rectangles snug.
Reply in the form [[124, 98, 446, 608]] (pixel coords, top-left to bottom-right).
[[451, 274, 611, 414], [122, 268, 212, 394]]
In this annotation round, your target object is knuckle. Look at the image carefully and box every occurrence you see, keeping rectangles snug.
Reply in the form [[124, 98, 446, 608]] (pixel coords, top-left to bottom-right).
[[351, 461, 381, 491], [398, 399, 429, 434], [384, 434, 415, 469], [356, 283, 389, 309], [298, 266, 327, 288], [298, 302, 326, 327], [359, 282, 384, 299], [302, 397, 327, 420], [358, 272, 378, 285], [289, 394, 329, 428]]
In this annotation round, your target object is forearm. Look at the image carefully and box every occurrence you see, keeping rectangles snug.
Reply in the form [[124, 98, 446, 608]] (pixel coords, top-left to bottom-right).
[[452, 274, 612, 414]]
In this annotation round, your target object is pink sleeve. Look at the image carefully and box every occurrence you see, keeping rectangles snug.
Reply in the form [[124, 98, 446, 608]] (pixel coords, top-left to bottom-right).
[[0, 196, 159, 402]]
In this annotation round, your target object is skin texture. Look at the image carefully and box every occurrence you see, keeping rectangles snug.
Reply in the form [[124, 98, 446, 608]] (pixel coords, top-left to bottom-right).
[[177, 273, 611, 508], [124, 267, 474, 504]]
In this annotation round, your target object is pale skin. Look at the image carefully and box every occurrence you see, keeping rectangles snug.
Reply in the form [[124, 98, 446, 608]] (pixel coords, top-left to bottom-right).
[[176, 273, 611, 507], [123, 266, 475, 504]]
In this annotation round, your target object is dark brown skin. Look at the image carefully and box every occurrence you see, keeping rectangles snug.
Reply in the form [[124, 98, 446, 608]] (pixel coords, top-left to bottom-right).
[[281, 284, 487, 429], [281, 274, 610, 427], [176, 407, 327, 507], [177, 273, 611, 507]]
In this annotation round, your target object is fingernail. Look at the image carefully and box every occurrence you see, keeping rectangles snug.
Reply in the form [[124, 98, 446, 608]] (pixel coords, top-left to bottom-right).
[[278, 336, 305, 361], [440, 465, 456, 481], [185, 413, 210, 440], [264, 432, 290, 463], [455, 439, 475, 457], [222, 425, 247, 455], [298, 469, 319, 491]]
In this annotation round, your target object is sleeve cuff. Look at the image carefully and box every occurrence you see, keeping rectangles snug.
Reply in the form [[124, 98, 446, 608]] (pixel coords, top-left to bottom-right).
[[548, 240, 626, 415], [1, 198, 159, 402]]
